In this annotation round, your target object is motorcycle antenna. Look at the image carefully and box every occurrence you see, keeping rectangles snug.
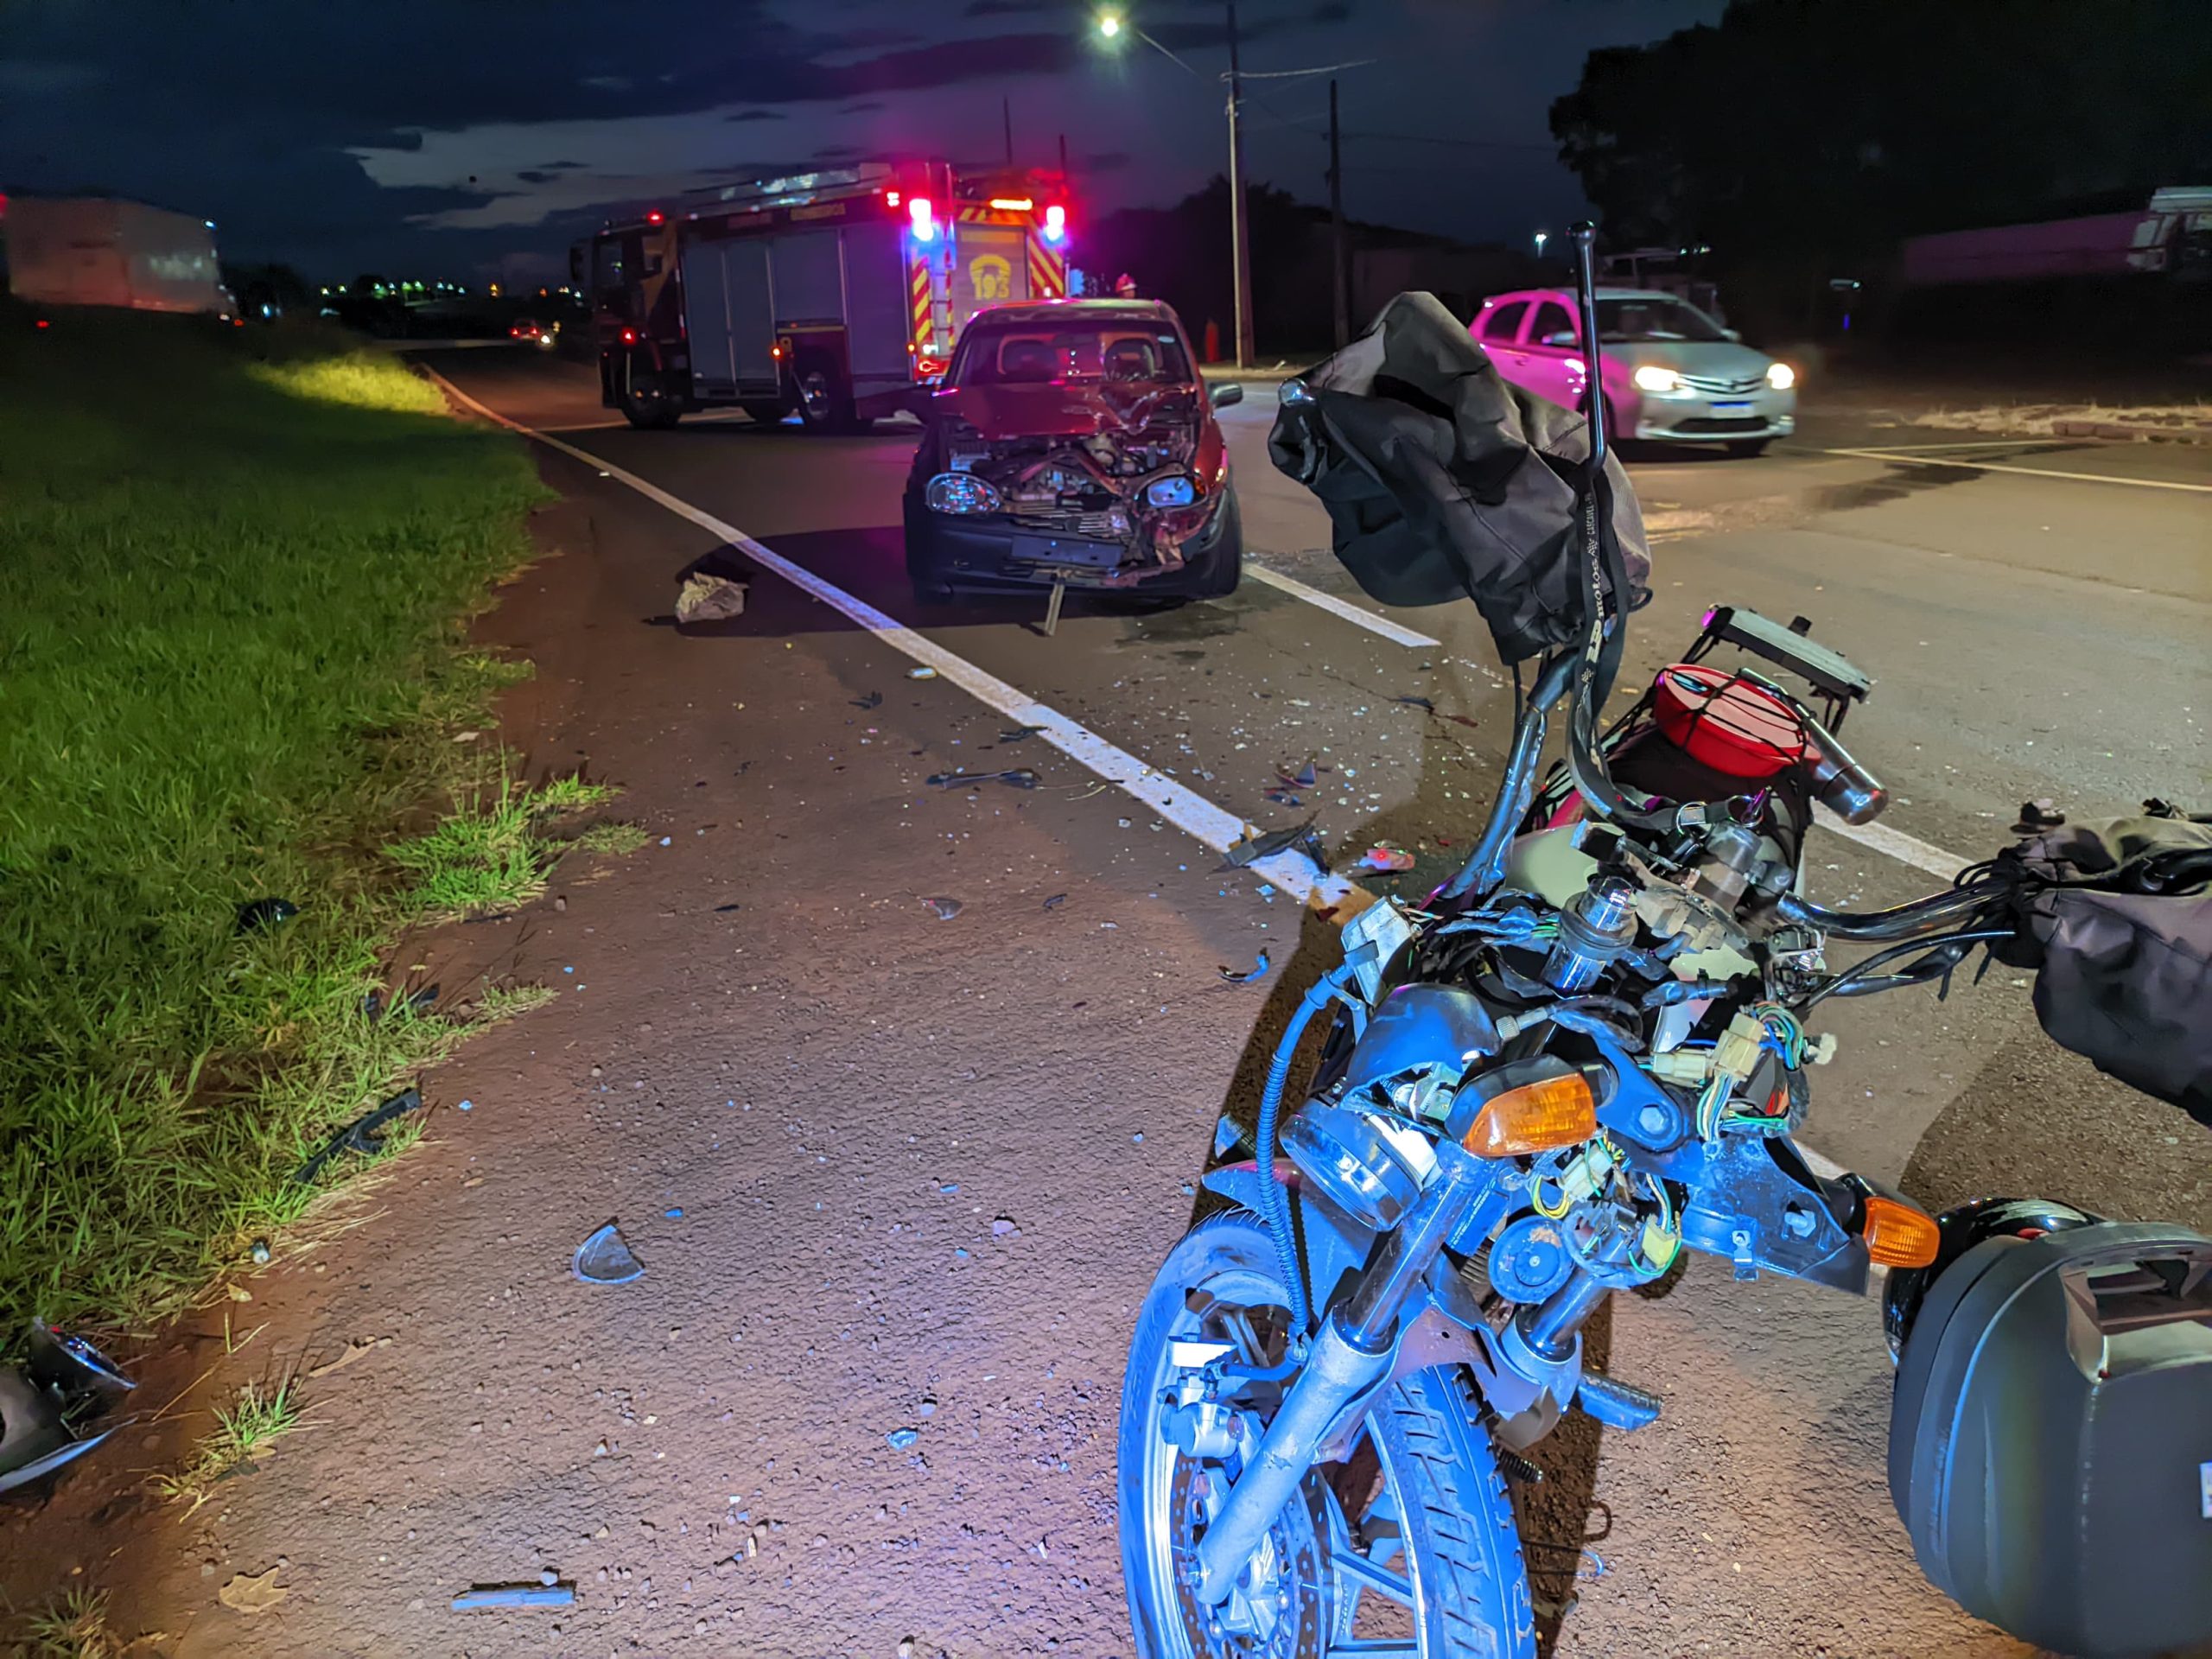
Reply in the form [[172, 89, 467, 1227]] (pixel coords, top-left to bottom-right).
[[1569, 221, 1608, 475]]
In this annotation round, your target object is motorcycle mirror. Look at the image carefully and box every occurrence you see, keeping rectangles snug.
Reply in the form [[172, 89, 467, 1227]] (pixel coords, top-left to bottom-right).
[[1210, 382, 1245, 410]]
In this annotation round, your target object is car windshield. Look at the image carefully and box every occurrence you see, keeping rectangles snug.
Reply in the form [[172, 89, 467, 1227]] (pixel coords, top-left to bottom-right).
[[953, 321, 1192, 387], [1595, 296, 1729, 344]]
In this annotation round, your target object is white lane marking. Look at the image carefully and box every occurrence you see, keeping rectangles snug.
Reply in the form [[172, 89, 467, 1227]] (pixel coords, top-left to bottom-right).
[[1816, 446, 2212, 493], [1811, 809, 1970, 885], [1243, 563, 1441, 648], [425, 369, 1357, 912], [1844, 438, 2077, 451]]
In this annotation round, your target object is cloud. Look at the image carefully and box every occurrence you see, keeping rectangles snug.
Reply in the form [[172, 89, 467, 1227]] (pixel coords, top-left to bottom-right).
[[722, 108, 788, 122], [964, 0, 1050, 12]]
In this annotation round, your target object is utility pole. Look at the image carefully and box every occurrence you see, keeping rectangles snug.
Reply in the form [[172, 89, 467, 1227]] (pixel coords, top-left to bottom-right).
[[1328, 78, 1348, 349], [1224, 0, 1255, 368], [1002, 95, 1014, 166], [1058, 132, 1069, 181]]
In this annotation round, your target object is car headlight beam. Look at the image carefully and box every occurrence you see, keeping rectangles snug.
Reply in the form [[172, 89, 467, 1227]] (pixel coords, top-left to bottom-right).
[[1142, 474, 1198, 509], [1766, 361, 1796, 390], [1631, 364, 1682, 393]]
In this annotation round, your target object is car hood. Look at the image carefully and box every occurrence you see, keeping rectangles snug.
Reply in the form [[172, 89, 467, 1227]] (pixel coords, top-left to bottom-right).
[[1605, 340, 1775, 378], [936, 381, 1203, 440]]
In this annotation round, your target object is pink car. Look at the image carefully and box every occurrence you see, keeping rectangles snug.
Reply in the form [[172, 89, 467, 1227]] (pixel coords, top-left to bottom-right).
[[1471, 286, 1797, 456]]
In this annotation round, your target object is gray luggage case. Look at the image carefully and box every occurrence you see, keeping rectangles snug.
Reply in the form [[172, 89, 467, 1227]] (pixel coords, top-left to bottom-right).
[[1889, 1221, 2212, 1657]]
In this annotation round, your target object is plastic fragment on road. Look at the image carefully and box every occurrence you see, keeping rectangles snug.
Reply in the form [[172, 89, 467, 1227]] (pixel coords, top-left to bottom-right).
[[452, 1586, 575, 1611], [1265, 790, 1303, 807], [925, 768, 1038, 791], [1277, 762, 1317, 789], [998, 725, 1045, 742], [219, 1567, 289, 1614], [1042, 893, 1068, 910], [235, 896, 298, 935], [852, 690, 884, 709], [1352, 844, 1417, 874], [1394, 695, 1437, 714], [573, 1223, 645, 1286], [1223, 817, 1326, 873], [675, 571, 747, 624], [885, 1427, 920, 1449], [907, 666, 938, 680], [1218, 950, 1273, 985], [921, 896, 963, 920]]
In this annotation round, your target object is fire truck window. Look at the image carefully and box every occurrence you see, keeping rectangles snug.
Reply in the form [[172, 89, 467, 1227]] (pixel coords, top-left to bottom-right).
[[592, 239, 625, 293]]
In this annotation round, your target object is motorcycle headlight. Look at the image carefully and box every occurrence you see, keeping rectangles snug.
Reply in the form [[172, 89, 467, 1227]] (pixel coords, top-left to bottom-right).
[[925, 472, 1002, 515], [1766, 361, 1796, 390], [1631, 365, 1682, 393], [1143, 474, 1198, 510], [1281, 1101, 1434, 1231]]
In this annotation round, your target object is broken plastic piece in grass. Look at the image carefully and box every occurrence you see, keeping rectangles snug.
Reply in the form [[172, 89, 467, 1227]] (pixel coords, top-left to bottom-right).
[[234, 896, 298, 935], [25, 1323, 135, 1400], [363, 984, 438, 1023], [1217, 950, 1272, 985], [674, 571, 747, 624], [925, 768, 1038, 791], [291, 1087, 424, 1186], [452, 1586, 575, 1611], [573, 1223, 645, 1286], [920, 896, 964, 921], [0, 1367, 119, 1497]]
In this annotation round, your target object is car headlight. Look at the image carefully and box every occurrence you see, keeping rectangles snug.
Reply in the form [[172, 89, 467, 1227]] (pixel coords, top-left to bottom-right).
[[1631, 365, 1682, 393], [1143, 474, 1198, 509], [1766, 361, 1796, 390], [925, 472, 1002, 514]]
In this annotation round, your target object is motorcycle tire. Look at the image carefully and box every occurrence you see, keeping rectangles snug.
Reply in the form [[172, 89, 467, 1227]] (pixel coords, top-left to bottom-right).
[[1118, 1210, 1535, 1659]]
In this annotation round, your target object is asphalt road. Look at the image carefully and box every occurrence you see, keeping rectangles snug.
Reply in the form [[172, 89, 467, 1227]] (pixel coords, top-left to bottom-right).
[[8, 350, 2204, 1658]]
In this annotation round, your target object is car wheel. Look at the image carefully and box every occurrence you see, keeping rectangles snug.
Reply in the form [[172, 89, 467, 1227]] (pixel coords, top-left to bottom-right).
[[1190, 488, 1243, 599], [1726, 438, 1770, 458]]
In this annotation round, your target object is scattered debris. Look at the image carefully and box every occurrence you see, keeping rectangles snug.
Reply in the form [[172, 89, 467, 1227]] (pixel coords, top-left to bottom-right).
[[998, 725, 1045, 743], [234, 897, 297, 935], [363, 984, 438, 1023], [990, 1217, 1019, 1237], [451, 1586, 574, 1611], [852, 690, 884, 710], [307, 1338, 391, 1380], [218, 1567, 289, 1615], [1264, 790, 1303, 807], [675, 572, 748, 624], [573, 1223, 645, 1286], [1277, 762, 1317, 789], [713, 902, 742, 912], [1353, 844, 1417, 874], [291, 1088, 424, 1185], [1394, 695, 1437, 714], [1224, 817, 1327, 872], [885, 1428, 920, 1450], [920, 896, 963, 921], [0, 1325, 135, 1497], [2015, 798, 2066, 830], [1042, 893, 1068, 911], [1217, 950, 1273, 985], [925, 768, 1038, 791], [249, 1239, 272, 1265], [907, 666, 938, 680]]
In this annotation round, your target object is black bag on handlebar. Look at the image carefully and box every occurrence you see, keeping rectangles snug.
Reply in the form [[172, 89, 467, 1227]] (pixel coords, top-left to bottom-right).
[[1999, 816, 2212, 1126], [1266, 291, 1651, 668]]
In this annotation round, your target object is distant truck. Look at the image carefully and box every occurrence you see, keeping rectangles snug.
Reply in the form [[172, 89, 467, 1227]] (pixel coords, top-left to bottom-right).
[[573, 159, 1073, 429], [0, 194, 232, 315], [1900, 186, 2212, 288]]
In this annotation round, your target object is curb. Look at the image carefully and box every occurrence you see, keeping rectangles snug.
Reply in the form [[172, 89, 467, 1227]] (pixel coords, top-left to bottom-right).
[[2050, 417, 2212, 445]]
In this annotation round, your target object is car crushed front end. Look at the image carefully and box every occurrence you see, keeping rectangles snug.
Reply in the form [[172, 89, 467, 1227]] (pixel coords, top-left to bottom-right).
[[903, 304, 1242, 601]]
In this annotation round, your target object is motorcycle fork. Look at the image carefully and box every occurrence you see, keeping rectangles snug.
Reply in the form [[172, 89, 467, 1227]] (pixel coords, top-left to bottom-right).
[[1192, 1154, 1493, 1605]]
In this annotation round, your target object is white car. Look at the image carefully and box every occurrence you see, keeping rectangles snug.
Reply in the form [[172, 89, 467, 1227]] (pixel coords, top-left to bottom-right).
[[1471, 285, 1796, 455]]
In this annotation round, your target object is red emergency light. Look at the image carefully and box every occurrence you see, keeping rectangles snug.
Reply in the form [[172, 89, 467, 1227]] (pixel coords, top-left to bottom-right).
[[884, 189, 902, 209], [908, 196, 936, 242], [645, 208, 666, 226], [620, 327, 639, 346]]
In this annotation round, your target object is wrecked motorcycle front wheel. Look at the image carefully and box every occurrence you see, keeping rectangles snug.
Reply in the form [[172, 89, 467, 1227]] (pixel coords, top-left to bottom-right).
[[1119, 1211, 1535, 1659]]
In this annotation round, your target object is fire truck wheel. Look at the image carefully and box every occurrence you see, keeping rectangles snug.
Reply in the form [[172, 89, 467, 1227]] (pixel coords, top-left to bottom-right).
[[741, 400, 789, 426], [619, 354, 683, 429], [795, 363, 856, 432]]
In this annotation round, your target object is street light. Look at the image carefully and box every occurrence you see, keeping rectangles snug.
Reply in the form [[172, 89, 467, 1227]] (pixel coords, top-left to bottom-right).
[[1092, 6, 1255, 368], [1534, 229, 1549, 259]]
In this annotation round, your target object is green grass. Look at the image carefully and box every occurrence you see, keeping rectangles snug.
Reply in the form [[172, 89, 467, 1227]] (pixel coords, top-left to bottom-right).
[[384, 770, 621, 918], [16, 1586, 117, 1659], [0, 308, 554, 1332], [151, 1376, 305, 1514]]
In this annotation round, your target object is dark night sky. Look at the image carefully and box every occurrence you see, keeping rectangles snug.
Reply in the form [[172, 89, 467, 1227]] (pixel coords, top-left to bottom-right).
[[1, 0, 1720, 283]]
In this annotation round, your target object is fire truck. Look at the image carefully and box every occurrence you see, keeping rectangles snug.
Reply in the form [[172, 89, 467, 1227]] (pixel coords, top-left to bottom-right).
[[573, 160, 1073, 430]]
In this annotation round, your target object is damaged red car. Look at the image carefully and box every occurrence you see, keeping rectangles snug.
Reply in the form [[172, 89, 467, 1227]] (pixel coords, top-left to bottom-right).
[[903, 299, 1244, 605]]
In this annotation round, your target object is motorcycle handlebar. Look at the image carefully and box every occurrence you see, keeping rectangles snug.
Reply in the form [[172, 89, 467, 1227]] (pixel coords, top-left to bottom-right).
[[1774, 880, 2012, 942]]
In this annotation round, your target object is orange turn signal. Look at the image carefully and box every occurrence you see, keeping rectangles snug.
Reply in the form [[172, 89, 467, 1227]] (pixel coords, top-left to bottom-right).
[[1860, 1194, 1942, 1268], [1464, 1072, 1597, 1159]]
